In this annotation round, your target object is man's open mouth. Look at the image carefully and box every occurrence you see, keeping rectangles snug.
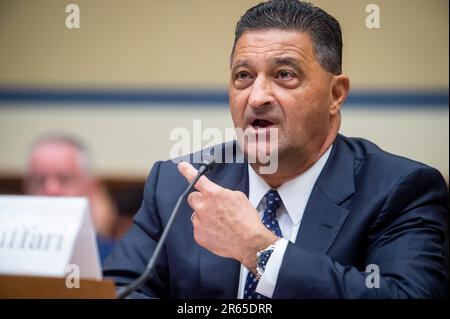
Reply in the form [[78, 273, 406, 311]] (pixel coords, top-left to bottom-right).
[[251, 119, 275, 128]]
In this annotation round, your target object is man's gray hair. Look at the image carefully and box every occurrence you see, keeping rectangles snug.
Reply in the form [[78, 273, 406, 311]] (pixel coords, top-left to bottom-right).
[[28, 134, 92, 172]]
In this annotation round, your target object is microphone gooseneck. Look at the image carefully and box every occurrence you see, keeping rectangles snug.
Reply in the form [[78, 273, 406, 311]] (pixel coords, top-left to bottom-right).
[[117, 158, 216, 299]]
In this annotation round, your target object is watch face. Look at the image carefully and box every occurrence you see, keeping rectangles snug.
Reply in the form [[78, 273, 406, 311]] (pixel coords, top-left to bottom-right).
[[256, 240, 280, 279], [257, 249, 274, 274]]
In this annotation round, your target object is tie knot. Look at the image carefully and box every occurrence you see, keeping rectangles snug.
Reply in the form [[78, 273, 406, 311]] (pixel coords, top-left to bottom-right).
[[264, 190, 282, 216]]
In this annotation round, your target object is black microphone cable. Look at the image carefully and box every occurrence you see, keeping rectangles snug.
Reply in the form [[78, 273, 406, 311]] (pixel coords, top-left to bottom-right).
[[117, 158, 215, 299]]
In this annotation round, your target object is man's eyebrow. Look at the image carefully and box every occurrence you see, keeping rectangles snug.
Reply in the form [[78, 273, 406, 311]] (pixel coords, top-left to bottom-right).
[[231, 60, 250, 71], [272, 57, 301, 70]]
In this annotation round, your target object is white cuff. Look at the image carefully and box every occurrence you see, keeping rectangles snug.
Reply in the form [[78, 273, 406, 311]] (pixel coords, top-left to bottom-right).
[[255, 238, 288, 298]]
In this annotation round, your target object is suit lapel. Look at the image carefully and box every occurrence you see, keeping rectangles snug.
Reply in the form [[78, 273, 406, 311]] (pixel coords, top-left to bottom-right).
[[295, 135, 355, 254], [199, 162, 248, 298]]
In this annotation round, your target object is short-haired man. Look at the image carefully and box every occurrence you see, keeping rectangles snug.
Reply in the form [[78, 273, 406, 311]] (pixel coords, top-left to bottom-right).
[[103, 0, 448, 298]]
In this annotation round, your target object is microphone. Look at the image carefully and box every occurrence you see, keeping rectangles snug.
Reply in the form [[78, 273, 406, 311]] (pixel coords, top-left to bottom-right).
[[117, 152, 216, 299]]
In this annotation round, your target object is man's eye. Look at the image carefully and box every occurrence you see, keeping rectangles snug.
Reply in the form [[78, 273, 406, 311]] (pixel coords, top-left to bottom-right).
[[235, 71, 251, 80], [30, 176, 45, 187], [277, 70, 295, 80], [58, 174, 74, 185]]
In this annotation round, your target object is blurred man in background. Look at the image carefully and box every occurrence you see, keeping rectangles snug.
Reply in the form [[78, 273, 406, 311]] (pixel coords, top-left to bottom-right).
[[24, 134, 119, 263]]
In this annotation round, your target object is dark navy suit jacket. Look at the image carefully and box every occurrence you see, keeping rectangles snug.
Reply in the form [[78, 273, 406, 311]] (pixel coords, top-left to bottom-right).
[[103, 135, 448, 298]]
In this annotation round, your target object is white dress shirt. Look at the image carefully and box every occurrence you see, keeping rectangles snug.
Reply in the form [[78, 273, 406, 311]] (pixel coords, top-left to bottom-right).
[[237, 146, 332, 298]]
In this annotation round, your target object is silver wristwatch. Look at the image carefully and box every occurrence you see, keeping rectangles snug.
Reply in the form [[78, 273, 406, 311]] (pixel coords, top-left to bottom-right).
[[255, 238, 281, 279]]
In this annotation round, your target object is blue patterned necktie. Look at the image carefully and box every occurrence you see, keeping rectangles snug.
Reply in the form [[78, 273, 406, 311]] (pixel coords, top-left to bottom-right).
[[243, 189, 283, 299]]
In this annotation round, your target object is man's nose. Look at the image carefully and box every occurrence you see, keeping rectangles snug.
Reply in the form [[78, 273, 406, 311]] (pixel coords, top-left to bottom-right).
[[43, 178, 63, 196], [248, 75, 274, 109]]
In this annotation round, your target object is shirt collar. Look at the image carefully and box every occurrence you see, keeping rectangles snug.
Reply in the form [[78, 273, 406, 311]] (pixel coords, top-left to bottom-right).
[[248, 145, 332, 226]]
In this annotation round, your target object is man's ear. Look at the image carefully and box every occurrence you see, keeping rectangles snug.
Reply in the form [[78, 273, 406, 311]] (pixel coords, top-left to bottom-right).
[[330, 74, 350, 115]]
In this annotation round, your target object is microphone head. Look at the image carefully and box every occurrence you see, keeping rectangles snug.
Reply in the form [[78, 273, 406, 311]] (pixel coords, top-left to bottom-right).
[[198, 145, 218, 174], [198, 157, 216, 174], [198, 141, 237, 174]]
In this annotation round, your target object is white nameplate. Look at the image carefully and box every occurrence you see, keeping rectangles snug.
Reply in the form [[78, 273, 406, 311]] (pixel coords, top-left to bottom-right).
[[0, 195, 101, 280]]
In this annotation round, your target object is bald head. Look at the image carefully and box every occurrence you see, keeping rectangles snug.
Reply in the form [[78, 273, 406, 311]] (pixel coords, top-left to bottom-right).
[[25, 136, 93, 196]]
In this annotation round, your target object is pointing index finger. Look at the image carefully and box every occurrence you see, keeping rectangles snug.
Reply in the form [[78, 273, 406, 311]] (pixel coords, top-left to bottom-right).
[[177, 162, 221, 194]]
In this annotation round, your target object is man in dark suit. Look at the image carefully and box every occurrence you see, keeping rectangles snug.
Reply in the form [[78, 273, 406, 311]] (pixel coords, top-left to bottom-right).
[[103, 0, 448, 298]]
